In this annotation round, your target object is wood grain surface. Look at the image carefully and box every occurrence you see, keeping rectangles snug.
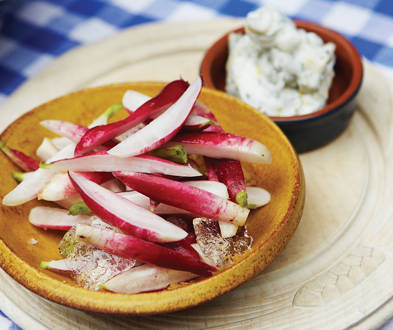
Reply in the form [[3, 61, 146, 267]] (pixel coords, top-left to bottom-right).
[[0, 19, 392, 329]]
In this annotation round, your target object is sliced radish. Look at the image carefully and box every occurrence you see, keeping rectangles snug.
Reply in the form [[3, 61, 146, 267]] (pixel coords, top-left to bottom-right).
[[109, 77, 202, 157], [51, 137, 73, 150], [122, 90, 150, 112], [47, 151, 201, 177], [75, 80, 189, 156], [114, 172, 250, 226], [184, 115, 216, 130], [69, 172, 187, 243], [2, 168, 55, 206], [38, 171, 112, 201], [11, 171, 34, 183], [184, 180, 228, 199], [88, 103, 123, 128], [36, 138, 58, 162], [191, 101, 217, 122], [75, 224, 215, 276], [29, 206, 93, 230], [45, 143, 76, 163], [124, 90, 215, 130], [246, 186, 271, 209], [40, 120, 87, 142], [171, 132, 271, 164], [40, 259, 74, 273], [100, 179, 124, 192], [205, 158, 247, 207], [0, 140, 39, 171], [56, 194, 83, 209], [101, 264, 197, 294], [69, 180, 228, 216]]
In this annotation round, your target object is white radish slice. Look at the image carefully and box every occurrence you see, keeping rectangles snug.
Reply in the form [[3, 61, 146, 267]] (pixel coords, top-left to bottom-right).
[[246, 186, 271, 208], [36, 138, 58, 161], [2, 168, 55, 206], [69, 172, 187, 243], [40, 259, 74, 273], [184, 180, 228, 199], [51, 137, 73, 150], [122, 90, 150, 111], [40, 120, 86, 142], [38, 172, 75, 201], [46, 143, 76, 163], [109, 77, 202, 157], [29, 206, 93, 230], [48, 152, 201, 177], [101, 264, 196, 294]]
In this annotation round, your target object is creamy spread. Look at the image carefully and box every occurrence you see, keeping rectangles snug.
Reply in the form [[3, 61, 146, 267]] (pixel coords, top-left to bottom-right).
[[226, 7, 336, 117]]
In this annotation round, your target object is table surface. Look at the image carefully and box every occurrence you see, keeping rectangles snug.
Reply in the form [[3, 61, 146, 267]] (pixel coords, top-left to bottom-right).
[[0, 0, 393, 329]]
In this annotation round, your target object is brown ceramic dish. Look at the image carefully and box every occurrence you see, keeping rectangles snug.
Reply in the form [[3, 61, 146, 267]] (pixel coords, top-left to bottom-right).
[[0, 82, 305, 314], [200, 21, 363, 153]]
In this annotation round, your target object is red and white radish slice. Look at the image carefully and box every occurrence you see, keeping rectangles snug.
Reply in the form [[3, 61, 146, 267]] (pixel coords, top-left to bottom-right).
[[48, 152, 201, 177], [75, 80, 189, 156], [118, 181, 228, 215], [184, 115, 216, 130], [40, 120, 87, 142], [29, 206, 93, 230], [69, 172, 187, 243], [246, 186, 271, 208], [122, 90, 150, 112], [101, 264, 197, 294], [123, 90, 216, 130], [114, 172, 250, 226], [109, 77, 202, 157], [190, 101, 217, 122], [36, 138, 58, 161], [171, 132, 272, 164], [2, 168, 55, 206], [0, 140, 39, 171], [38, 171, 112, 201], [205, 158, 247, 206], [75, 224, 215, 276], [118, 191, 187, 215], [38, 172, 77, 201], [40, 259, 74, 273]]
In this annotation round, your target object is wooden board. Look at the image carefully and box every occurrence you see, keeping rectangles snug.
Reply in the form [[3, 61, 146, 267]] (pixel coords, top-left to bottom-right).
[[1, 19, 393, 329]]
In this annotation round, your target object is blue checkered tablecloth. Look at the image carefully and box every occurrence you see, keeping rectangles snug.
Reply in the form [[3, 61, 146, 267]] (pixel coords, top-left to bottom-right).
[[1, 0, 393, 328]]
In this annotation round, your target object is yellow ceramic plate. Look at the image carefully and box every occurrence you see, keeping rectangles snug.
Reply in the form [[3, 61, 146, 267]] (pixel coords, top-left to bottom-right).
[[0, 82, 304, 314]]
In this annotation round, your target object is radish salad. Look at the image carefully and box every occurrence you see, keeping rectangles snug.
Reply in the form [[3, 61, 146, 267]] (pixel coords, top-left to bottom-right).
[[1, 77, 272, 294]]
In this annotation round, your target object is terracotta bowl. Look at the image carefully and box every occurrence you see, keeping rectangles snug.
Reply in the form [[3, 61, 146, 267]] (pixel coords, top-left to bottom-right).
[[0, 82, 305, 314], [200, 21, 363, 153]]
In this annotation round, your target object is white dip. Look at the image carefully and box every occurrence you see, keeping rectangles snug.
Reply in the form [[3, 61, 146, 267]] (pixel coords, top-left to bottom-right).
[[226, 7, 336, 117]]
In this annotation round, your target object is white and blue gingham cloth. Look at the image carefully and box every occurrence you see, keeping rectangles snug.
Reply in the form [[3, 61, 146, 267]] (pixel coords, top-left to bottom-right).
[[1, 0, 393, 328]]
